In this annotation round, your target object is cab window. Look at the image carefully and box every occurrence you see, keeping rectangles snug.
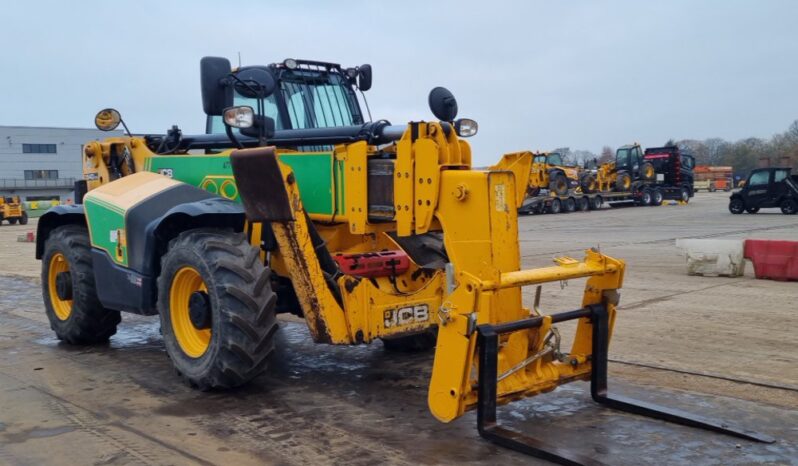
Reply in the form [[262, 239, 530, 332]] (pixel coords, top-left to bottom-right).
[[774, 169, 789, 183], [547, 153, 563, 166], [748, 171, 770, 186]]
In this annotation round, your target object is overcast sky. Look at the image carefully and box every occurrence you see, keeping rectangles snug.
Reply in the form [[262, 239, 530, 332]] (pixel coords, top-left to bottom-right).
[[2, 0, 796, 165]]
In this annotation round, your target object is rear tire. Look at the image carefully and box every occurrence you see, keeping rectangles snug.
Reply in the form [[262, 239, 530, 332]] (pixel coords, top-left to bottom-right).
[[41, 225, 120, 344], [641, 162, 656, 181], [382, 328, 437, 352], [549, 198, 562, 214], [564, 197, 576, 212], [780, 199, 798, 215], [9, 218, 18, 225], [158, 229, 277, 390], [729, 198, 744, 214], [590, 196, 603, 210], [652, 189, 664, 206], [577, 197, 590, 211], [19, 212, 28, 225]]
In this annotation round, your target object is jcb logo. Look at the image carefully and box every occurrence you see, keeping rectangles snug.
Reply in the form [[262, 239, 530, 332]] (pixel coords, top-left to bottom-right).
[[384, 304, 429, 328]]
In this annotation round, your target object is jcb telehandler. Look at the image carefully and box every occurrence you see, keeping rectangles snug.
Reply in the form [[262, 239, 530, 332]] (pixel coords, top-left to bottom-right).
[[0, 195, 28, 225], [36, 57, 771, 464], [492, 151, 580, 196]]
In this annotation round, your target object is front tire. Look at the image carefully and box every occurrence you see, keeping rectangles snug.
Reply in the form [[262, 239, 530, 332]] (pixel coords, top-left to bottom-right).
[[729, 198, 744, 214], [41, 225, 120, 344], [549, 173, 569, 196], [680, 186, 690, 203], [158, 229, 277, 390], [19, 212, 28, 225], [615, 172, 632, 192]]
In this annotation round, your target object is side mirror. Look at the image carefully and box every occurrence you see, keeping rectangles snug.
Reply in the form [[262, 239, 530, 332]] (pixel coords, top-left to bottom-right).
[[201, 56, 233, 116], [358, 64, 372, 91], [95, 108, 122, 131], [233, 68, 277, 99], [428, 87, 458, 122]]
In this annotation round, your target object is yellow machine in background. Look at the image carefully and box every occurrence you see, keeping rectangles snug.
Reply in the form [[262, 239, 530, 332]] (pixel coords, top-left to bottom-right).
[[0, 196, 28, 225], [493, 150, 581, 196], [36, 57, 772, 464]]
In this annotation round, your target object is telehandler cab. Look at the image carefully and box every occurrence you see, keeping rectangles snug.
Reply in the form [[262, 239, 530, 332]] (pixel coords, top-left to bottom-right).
[[36, 57, 771, 464]]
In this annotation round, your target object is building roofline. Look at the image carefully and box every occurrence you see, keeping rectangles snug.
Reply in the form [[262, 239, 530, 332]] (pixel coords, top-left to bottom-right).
[[0, 124, 123, 132]]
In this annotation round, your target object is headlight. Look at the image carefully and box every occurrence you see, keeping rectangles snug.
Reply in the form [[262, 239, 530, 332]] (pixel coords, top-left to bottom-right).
[[223, 106, 255, 129], [454, 118, 478, 138], [283, 58, 298, 69]]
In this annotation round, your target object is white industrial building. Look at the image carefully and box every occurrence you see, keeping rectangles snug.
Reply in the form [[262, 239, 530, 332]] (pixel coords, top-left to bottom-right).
[[0, 126, 123, 202]]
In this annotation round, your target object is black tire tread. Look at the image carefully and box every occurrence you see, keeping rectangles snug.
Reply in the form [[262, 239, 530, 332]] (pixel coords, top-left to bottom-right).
[[157, 228, 277, 390], [41, 225, 121, 344]]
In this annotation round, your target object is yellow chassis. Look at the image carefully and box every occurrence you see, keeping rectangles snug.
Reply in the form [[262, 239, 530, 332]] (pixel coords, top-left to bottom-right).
[[227, 123, 625, 422]]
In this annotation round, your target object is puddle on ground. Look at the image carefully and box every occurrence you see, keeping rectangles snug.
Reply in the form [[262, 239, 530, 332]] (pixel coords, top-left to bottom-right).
[[2, 425, 76, 443]]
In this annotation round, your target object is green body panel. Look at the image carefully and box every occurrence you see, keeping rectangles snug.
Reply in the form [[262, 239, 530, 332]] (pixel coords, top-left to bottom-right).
[[144, 153, 340, 216], [83, 196, 128, 266], [278, 154, 336, 215]]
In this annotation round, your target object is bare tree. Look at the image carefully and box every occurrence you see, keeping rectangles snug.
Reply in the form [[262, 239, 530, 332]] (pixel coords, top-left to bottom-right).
[[598, 146, 614, 164]]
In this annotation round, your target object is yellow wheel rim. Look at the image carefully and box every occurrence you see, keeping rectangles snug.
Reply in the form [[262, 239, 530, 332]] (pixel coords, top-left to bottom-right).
[[170, 266, 211, 358], [48, 253, 72, 320], [644, 166, 654, 178]]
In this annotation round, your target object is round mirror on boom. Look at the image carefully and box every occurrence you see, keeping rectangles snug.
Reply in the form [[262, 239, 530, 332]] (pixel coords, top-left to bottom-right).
[[428, 87, 458, 122], [95, 108, 121, 131], [234, 68, 276, 98]]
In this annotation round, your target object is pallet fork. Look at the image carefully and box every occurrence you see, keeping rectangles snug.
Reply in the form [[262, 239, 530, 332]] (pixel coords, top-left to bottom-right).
[[476, 304, 775, 466]]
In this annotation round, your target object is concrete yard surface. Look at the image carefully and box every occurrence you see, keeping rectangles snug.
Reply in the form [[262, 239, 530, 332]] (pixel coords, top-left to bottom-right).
[[0, 192, 797, 465]]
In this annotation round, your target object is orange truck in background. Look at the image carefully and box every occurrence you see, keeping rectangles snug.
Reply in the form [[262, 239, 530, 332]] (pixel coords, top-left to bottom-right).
[[694, 166, 733, 191]]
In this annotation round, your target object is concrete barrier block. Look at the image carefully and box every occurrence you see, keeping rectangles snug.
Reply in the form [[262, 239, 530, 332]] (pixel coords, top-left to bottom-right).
[[675, 239, 745, 277]]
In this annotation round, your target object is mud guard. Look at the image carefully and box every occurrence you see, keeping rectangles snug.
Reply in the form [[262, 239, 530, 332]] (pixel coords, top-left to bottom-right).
[[36, 204, 87, 259]]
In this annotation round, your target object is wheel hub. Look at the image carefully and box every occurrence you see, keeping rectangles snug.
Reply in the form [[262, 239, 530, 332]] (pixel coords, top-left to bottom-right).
[[55, 271, 73, 301], [188, 291, 212, 329]]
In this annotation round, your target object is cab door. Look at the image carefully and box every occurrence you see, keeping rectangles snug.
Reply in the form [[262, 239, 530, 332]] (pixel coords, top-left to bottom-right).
[[744, 170, 772, 207]]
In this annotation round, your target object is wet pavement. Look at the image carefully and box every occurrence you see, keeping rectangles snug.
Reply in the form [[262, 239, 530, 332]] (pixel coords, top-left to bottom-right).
[[1, 274, 796, 465]]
